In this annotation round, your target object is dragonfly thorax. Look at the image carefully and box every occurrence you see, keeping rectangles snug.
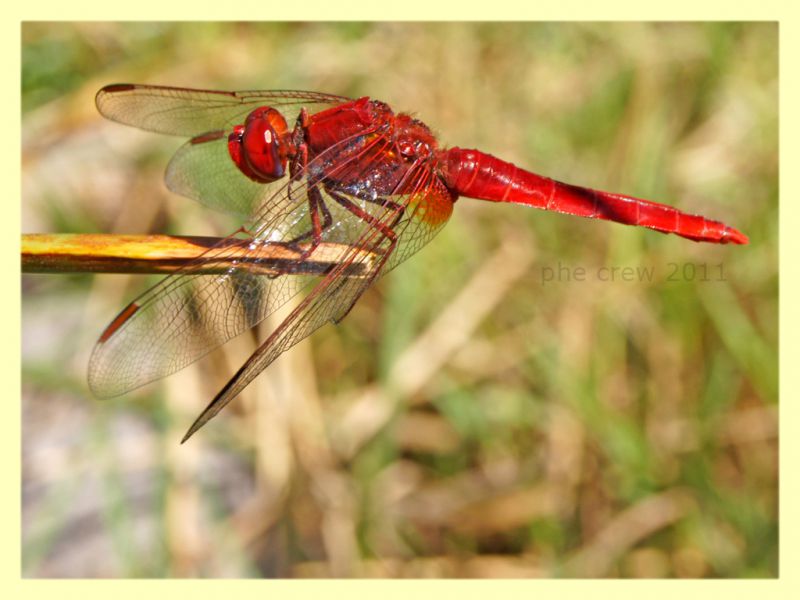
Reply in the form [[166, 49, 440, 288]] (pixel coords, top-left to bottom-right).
[[393, 113, 438, 162]]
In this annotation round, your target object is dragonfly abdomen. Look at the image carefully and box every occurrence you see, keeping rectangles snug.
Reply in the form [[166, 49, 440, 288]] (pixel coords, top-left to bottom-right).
[[440, 147, 747, 244]]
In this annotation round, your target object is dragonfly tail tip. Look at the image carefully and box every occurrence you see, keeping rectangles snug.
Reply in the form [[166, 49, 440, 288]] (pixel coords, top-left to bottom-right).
[[718, 225, 749, 245]]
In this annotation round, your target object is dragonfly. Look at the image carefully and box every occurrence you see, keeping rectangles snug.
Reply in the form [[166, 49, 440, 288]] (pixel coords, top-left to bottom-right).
[[88, 83, 748, 442]]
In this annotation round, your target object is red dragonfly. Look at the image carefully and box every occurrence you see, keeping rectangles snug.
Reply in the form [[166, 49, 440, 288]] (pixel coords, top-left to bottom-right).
[[88, 84, 748, 442]]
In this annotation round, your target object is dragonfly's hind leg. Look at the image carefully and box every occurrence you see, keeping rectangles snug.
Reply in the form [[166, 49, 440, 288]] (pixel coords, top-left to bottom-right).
[[324, 189, 402, 323], [365, 195, 406, 230]]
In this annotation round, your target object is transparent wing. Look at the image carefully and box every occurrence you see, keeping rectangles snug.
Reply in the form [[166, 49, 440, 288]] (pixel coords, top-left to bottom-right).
[[88, 204, 319, 399], [95, 83, 350, 137], [164, 130, 269, 218], [181, 166, 456, 441], [88, 133, 453, 400]]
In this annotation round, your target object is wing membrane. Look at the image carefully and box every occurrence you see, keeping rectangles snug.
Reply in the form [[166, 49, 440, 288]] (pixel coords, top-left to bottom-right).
[[164, 131, 269, 218], [181, 166, 455, 441], [95, 83, 350, 137]]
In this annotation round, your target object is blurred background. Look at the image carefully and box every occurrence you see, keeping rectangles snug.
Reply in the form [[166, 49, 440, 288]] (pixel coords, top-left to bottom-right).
[[21, 22, 777, 577]]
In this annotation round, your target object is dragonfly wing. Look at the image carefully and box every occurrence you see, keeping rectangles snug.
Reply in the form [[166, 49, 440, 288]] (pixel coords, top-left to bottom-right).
[[96, 83, 350, 137], [180, 210, 396, 442], [180, 172, 456, 442], [88, 132, 420, 398], [164, 130, 271, 218], [87, 205, 319, 399]]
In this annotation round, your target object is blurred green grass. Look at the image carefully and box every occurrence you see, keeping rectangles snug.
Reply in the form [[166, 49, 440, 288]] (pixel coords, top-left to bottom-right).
[[22, 22, 777, 578]]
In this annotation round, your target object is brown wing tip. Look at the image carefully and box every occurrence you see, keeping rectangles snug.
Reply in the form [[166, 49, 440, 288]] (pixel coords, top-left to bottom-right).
[[180, 417, 207, 444], [190, 130, 227, 145], [96, 84, 137, 107], [100, 83, 137, 94], [96, 84, 137, 113], [98, 302, 140, 343]]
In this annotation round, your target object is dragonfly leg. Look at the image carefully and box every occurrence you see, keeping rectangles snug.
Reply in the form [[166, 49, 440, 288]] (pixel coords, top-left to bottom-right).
[[326, 190, 404, 259], [281, 186, 334, 260], [363, 195, 406, 229], [233, 225, 257, 238], [264, 133, 334, 275], [263, 186, 334, 280], [282, 136, 336, 257], [324, 189, 401, 323], [384, 199, 406, 231], [327, 190, 399, 244]]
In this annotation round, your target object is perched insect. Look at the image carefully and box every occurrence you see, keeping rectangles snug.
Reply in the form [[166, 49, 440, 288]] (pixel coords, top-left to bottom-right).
[[88, 84, 748, 441]]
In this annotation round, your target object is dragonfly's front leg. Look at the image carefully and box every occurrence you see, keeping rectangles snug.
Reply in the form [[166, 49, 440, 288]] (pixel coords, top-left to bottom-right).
[[272, 129, 335, 267]]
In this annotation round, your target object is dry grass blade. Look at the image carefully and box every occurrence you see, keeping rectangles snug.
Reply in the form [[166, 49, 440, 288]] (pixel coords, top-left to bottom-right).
[[21, 233, 377, 276], [565, 489, 696, 577]]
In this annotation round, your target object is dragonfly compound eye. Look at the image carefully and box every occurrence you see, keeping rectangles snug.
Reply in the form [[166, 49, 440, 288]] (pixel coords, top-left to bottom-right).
[[227, 107, 290, 183]]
